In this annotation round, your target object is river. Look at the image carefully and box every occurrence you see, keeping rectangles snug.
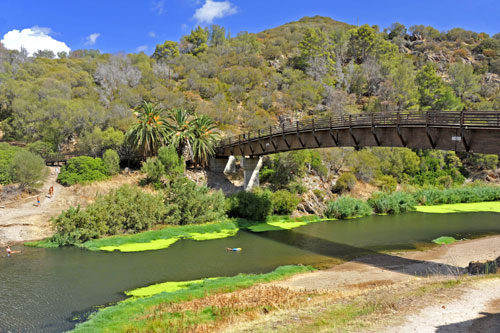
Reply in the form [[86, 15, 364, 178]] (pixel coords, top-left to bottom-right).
[[1, 211, 499, 332]]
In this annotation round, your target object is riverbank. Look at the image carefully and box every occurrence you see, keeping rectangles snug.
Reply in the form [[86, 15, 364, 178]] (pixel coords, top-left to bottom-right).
[[72, 234, 500, 332]]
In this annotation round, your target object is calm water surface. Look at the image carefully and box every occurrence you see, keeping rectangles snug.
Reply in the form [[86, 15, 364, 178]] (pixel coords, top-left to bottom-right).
[[1, 211, 499, 332]]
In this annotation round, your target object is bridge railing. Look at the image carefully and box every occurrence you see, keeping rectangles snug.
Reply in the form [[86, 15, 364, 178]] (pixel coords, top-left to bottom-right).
[[217, 111, 500, 148]]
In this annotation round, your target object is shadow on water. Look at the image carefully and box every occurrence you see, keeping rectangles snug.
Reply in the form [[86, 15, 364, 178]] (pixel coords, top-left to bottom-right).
[[436, 312, 500, 332], [252, 229, 465, 276]]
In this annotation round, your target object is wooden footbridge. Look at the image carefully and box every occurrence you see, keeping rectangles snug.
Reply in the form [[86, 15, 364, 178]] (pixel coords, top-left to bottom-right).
[[215, 111, 500, 157], [213, 111, 500, 189]]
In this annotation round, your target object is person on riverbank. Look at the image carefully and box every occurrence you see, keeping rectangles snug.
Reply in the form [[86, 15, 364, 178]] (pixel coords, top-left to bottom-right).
[[48, 186, 54, 199], [36, 196, 41, 207], [6, 245, 11, 257]]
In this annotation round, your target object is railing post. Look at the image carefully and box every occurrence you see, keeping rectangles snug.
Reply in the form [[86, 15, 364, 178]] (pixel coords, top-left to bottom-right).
[[426, 111, 429, 126], [312, 118, 315, 131], [349, 114, 352, 128], [329, 116, 332, 128], [269, 126, 272, 136], [282, 122, 285, 133], [396, 112, 400, 125], [460, 111, 464, 128], [258, 129, 261, 138], [296, 120, 300, 132]]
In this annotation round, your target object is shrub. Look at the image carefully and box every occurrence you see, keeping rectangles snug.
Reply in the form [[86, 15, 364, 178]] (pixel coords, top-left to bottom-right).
[[26, 141, 55, 157], [226, 188, 273, 221], [325, 196, 372, 219], [50, 185, 166, 245], [163, 177, 226, 225], [436, 175, 453, 188], [0, 143, 21, 184], [9, 150, 49, 190], [158, 145, 184, 177], [313, 189, 325, 201], [375, 175, 398, 192], [57, 156, 109, 186], [271, 190, 301, 215], [368, 192, 416, 214], [413, 185, 500, 205], [287, 181, 307, 194], [332, 172, 356, 193], [103, 149, 120, 175], [141, 157, 165, 185]]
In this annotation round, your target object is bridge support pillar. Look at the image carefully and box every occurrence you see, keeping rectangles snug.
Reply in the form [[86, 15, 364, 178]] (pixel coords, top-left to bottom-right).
[[209, 156, 237, 174], [243, 156, 263, 191], [208, 157, 229, 173]]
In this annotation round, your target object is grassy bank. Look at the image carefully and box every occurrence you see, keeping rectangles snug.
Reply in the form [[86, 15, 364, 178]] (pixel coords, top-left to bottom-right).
[[72, 265, 315, 332], [416, 201, 500, 214]]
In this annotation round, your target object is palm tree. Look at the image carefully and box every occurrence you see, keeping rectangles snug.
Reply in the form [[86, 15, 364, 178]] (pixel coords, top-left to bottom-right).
[[165, 109, 220, 165], [126, 101, 168, 159]]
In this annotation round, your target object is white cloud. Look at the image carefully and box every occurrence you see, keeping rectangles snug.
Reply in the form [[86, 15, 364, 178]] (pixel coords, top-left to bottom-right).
[[152, 0, 165, 15], [148, 31, 156, 38], [136, 45, 148, 53], [85, 33, 100, 45], [1, 26, 70, 56], [193, 0, 237, 24]]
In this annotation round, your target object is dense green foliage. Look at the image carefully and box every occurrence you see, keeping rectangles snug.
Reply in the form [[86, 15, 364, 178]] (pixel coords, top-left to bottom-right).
[[50, 185, 166, 245], [103, 149, 120, 175], [0, 143, 22, 184], [325, 196, 373, 219], [368, 191, 417, 214], [271, 190, 301, 215], [226, 188, 273, 221], [57, 156, 110, 185], [2, 16, 498, 155], [163, 177, 226, 225], [413, 185, 500, 205], [8, 150, 48, 190], [332, 172, 357, 193]]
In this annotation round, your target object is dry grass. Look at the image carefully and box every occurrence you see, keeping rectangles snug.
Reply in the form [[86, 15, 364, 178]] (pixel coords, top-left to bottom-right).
[[137, 286, 323, 332]]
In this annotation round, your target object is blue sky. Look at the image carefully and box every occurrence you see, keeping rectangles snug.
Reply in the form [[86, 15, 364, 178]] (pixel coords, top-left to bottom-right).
[[0, 0, 499, 55]]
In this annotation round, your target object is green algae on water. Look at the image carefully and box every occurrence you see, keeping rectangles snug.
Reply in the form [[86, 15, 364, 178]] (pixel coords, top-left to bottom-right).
[[432, 236, 457, 245], [416, 201, 500, 214]]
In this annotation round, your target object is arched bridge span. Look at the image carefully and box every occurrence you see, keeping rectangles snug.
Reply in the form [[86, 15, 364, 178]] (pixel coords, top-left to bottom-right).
[[216, 111, 500, 157], [213, 111, 500, 190]]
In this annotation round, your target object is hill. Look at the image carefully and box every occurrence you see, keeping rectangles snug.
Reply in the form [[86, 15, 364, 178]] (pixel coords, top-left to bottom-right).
[[0, 15, 499, 149]]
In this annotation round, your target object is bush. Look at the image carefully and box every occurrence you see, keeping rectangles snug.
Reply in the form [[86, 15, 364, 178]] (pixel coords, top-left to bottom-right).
[[368, 192, 416, 214], [103, 149, 120, 175], [163, 177, 226, 225], [313, 189, 325, 201], [158, 145, 184, 177], [271, 190, 301, 215], [226, 188, 273, 221], [333, 172, 356, 193], [325, 196, 372, 219], [51, 185, 166, 245], [0, 143, 21, 184], [26, 141, 55, 157], [57, 156, 109, 186], [9, 150, 49, 190], [141, 158, 164, 185], [287, 181, 307, 194], [413, 185, 500, 205], [375, 175, 398, 192]]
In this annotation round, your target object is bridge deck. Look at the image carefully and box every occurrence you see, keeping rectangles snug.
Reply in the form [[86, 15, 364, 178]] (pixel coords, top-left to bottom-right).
[[216, 111, 500, 157]]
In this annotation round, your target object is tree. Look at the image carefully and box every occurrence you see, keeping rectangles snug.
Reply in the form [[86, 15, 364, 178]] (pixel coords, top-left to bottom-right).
[[126, 101, 168, 159], [158, 145, 184, 177], [164, 109, 219, 165], [297, 28, 335, 79], [9, 150, 49, 190], [349, 25, 377, 61], [152, 41, 179, 62], [385, 22, 407, 40], [416, 64, 463, 110], [103, 149, 120, 175], [209, 25, 227, 47], [448, 63, 480, 100], [183, 26, 209, 56]]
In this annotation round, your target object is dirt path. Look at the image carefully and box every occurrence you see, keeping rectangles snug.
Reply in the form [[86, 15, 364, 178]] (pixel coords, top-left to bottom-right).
[[0, 168, 63, 245], [266, 235, 500, 332]]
